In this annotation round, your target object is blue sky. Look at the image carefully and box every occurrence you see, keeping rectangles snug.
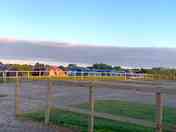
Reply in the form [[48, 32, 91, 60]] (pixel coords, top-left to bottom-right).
[[0, 0, 176, 47]]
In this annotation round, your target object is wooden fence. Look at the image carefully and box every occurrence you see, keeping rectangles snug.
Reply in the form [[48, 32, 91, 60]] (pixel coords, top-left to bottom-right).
[[12, 76, 176, 132]]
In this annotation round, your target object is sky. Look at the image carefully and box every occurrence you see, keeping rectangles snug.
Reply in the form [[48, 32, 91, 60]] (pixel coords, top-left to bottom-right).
[[0, 0, 176, 47]]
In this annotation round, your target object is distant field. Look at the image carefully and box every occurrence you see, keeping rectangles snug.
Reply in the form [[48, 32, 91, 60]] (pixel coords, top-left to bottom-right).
[[21, 100, 176, 132]]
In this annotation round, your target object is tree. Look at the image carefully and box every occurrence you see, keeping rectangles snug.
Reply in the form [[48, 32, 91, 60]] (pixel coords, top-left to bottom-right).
[[92, 63, 113, 70], [113, 66, 123, 71], [34, 62, 46, 70], [8, 64, 33, 71], [58, 65, 65, 70], [68, 64, 77, 68], [140, 68, 147, 73]]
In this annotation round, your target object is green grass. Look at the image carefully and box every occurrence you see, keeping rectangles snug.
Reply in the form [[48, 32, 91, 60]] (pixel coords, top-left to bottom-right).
[[21, 100, 176, 132]]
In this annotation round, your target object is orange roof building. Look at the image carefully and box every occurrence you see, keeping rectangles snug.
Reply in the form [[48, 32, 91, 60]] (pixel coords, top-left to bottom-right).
[[49, 66, 67, 77]]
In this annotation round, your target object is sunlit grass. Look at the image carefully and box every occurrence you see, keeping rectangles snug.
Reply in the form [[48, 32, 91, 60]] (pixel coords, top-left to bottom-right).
[[21, 100, 176, 132]]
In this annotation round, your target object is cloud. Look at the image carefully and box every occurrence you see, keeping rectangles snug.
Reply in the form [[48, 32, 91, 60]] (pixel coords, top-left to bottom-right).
[[0, 37, 116, 48], [0, 37, 18, 43]]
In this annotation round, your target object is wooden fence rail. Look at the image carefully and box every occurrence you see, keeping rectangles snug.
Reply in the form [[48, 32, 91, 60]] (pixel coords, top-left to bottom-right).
[[12, 77, 176, 132]]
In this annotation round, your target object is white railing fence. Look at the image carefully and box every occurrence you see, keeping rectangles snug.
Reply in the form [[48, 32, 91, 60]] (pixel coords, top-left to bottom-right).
[[0, 70, 146, 80]]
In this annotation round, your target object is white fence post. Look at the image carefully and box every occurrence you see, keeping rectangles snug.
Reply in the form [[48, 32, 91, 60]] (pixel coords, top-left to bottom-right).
[[15, 77, 21, 116], [124, 72, 127, 80], [16, 71, 18, 78], [3, 71, 6, 82], [27, 71, 30, 80]]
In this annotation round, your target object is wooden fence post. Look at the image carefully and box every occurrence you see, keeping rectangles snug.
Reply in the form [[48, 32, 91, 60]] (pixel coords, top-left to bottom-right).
[[155, 92, 163, 132], [15, 76, 21, 116], [45, 78, 52, 124], [88, 81, 95, 132]]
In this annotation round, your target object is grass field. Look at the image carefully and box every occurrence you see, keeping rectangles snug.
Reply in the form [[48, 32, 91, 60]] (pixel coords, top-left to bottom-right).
[[21, 100, 176, 132]]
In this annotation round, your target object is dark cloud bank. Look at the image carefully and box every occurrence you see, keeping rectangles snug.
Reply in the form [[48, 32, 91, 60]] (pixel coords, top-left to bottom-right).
[[0, 41, 176, 68]]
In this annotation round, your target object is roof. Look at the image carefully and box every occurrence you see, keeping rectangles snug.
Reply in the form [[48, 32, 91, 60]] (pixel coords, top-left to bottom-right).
[[49, 66, 64, 71], [92, 69, 116, 72], [0, 64, 8, 71], [68, 67, 126, 73], [68, 67, 90, 72]]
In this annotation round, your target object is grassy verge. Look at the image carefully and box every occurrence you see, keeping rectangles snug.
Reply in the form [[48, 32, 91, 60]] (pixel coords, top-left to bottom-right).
[[21, 100, 176, 132]]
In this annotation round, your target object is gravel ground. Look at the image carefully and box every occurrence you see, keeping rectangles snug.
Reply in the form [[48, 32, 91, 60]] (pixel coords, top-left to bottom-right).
[[0, 82, 76, 132]]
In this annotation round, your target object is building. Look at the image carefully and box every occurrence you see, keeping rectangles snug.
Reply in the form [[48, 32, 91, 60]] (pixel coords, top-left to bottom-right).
[[6, 67, 20, 77], [32, 62, 49, 76], [49, 66, 67, 77], [0, 64, 8, 71], [0, 64, 7, 77], [68, 67, 90, 76], [32, 67, 47, 76]]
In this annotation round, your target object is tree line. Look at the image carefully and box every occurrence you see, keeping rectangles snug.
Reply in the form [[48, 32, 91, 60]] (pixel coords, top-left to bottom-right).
[[1, 61, 176, 75]]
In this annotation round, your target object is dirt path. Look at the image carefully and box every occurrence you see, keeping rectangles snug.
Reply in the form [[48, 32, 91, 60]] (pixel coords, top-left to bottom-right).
[[0, 83, 75, 132]]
